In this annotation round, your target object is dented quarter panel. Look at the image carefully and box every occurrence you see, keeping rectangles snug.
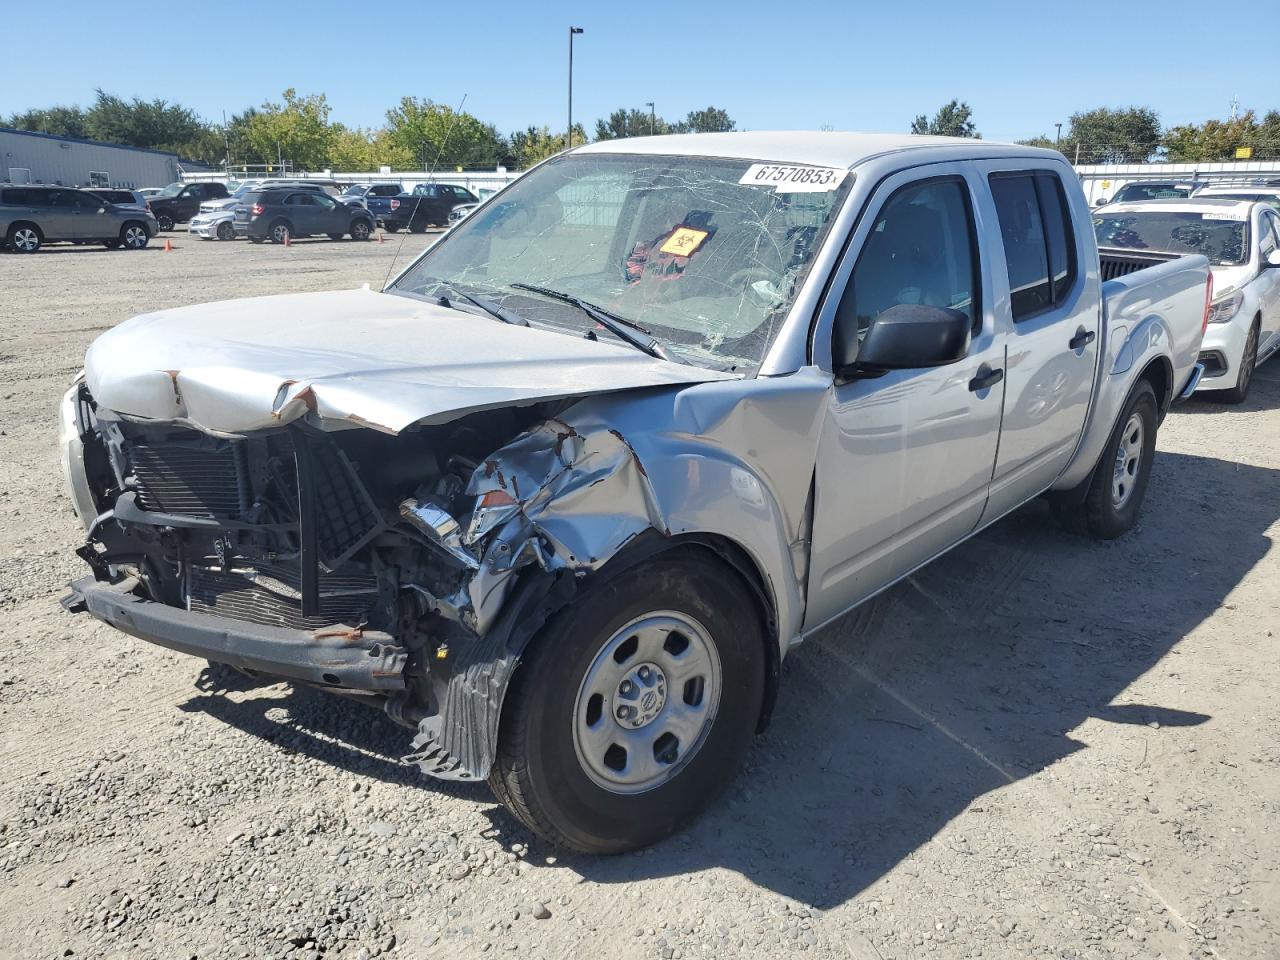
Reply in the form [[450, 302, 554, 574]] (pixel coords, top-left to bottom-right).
[[469, 367, 833, 652], [84, 288, 732, 436]]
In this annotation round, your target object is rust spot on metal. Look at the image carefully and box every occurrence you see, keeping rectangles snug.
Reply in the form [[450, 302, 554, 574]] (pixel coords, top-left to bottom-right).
[[483, 460, 508, 489], [162, 369, 182, 405], [313, 624, 364, 641], [552, 422, 580, 457], [345, 412, 399, 435], [608, 428, 649, 478]]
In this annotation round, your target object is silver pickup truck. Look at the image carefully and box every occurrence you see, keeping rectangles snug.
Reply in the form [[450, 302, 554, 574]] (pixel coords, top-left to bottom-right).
[[60, 133, 1210, 852]]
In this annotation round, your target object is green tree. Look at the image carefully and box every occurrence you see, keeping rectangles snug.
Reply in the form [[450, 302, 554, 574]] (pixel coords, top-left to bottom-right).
[[679, 106, 735, 133], [245, 89, 335, 171], [510, 125, 585, 167], [85, 89, 207, 153], [1163, 111, 1259, 162], [1247, 110, 1280, 160], [593, 107, 671, 140], [910, 100, 980, 138], [1063, 107, 1160, 164], [385, 98, 505, 170], [5, 105, 88, 138]]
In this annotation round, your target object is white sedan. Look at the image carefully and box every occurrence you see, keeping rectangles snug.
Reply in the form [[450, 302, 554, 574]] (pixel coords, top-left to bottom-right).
[[1095, 198, 1280, 403]]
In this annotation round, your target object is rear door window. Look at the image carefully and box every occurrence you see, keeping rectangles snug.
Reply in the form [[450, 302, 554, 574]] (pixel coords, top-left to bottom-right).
[[989, 171, 1077, 321]]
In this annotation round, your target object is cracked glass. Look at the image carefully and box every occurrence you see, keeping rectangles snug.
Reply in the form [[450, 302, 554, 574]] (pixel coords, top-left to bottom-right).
[[390, 153, 852, 372]]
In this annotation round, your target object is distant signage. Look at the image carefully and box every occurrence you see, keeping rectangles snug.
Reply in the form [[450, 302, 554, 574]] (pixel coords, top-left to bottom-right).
[[1235, 146, 1254, 159]]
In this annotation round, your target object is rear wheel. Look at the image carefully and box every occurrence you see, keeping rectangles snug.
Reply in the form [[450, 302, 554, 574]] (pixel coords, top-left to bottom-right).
[[7, 223, 41, 253], [1052, 379, 1158, 540], [350, 219, 371, 241], [269, 220, 292, 244], [120, 222, 149, 249], [155, 212, 175, 232], [216, 221, 235, 241], [489, 549, 765, 853], [1209, 319, 1259, 405]]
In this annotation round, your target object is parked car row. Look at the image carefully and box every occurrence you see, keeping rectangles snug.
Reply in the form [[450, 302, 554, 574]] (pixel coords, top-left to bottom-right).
[[1, 184, 158, 253]]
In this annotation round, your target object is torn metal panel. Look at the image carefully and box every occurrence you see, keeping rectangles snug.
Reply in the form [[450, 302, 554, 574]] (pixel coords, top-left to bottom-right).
[[468, 367, 832, 650], [84, 288, 733, 438]]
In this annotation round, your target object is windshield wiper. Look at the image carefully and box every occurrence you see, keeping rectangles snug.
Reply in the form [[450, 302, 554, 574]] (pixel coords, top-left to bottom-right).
[[509, 283, 671, 361], [432, 282, 529, 327]]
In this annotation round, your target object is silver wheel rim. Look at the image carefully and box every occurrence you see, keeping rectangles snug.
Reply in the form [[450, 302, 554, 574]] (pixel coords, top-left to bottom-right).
[[125, 226, 145, 248], [274, 224, 289, 242], [354, 223, 368, 239], [572, 611, 721, 795], [218, 223, 233, 240], [1112, 413, 1144, 507], [14, 228, 37, 251]]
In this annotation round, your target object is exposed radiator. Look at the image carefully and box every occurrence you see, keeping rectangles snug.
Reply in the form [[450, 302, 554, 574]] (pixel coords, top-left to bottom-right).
[[130, 440, 244, 518], [188, 562, 378, 631]]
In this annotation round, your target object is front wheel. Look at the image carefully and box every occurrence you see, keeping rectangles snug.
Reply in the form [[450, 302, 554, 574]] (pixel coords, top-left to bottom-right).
[[155, 213, 175, 232], [489, 549, 766, 853], [1209, 320, 1258, 405], [7, 224, 41, 253], [408, 220, 427, 234], [216, 221, 235, 241], [1052, 379, 1158, 540], [350, 220, 371, 241]]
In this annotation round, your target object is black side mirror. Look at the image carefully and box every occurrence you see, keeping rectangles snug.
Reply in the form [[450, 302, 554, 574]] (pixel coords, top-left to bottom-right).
[[835, 303, 970, 375]]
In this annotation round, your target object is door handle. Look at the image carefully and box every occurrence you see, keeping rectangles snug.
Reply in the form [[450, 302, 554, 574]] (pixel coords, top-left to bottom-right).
[[1069, 327, 1096, 350], [969, 365, 1004, 392]]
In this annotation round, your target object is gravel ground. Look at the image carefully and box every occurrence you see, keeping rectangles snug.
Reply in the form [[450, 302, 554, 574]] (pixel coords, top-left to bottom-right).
[[1, 233, 1278, 960]]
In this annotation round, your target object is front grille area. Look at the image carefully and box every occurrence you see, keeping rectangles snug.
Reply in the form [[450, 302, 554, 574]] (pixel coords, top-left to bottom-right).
[[131, 440, 244, 518], [188, 563, 378, 631]]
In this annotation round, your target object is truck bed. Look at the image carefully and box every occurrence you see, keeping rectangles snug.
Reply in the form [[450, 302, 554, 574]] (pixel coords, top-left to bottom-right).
[[1098, 247, 1181, 282]]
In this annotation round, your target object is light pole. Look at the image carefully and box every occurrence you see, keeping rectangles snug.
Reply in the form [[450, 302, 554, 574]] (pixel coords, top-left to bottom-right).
[[646, 101, 655, 136], [568, 26, 583, 150], [1055, 122, 1063, 145]]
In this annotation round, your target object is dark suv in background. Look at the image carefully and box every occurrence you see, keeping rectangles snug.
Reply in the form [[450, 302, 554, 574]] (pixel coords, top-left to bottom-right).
[[382, 183, 478, 233], [147, 181, 229, 230], [235, 187, 376, 243], [1, 185, 158, 253]]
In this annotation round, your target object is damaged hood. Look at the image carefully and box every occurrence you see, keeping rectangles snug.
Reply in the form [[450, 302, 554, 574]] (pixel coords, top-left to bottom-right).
[[85, 288, 733, 435]]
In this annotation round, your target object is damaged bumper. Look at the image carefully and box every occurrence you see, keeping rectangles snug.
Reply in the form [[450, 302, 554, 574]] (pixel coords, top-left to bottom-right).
[[65, 576, 407, 690]]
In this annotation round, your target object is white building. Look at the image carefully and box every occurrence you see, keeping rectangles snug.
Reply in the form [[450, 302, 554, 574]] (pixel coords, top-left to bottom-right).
[[0, 127, 186, 189]]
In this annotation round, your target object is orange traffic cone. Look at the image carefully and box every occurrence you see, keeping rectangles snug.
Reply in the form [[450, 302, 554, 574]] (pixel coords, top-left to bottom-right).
[[378, 230, 385, 243], [163, 239, 173, 252], [284, 234, 291, 247]]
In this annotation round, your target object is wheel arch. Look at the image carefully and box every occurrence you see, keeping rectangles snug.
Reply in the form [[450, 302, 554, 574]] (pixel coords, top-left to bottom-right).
[[7, 219, 44, 240]]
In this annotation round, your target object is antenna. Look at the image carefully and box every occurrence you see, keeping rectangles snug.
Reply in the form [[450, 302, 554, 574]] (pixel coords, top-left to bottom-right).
[[382, 94, 469, 291]]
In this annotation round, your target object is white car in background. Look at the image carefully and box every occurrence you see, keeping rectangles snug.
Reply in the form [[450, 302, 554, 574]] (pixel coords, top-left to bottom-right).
[[1095, 198, 1280, 403], [1191, 184, 1280, 212]]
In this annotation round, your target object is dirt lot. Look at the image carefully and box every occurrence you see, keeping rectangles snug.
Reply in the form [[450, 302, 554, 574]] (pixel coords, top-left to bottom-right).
[[1, 234, 1277, 960]]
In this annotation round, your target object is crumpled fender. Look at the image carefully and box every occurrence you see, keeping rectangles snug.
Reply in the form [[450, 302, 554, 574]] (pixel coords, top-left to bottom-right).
[[466, 367, 833, 655]]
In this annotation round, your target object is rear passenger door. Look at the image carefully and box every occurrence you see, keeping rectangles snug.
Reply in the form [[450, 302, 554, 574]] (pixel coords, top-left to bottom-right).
[[974, 163, 1099, 522], [1256, 210, 1280, 354], [283, 193, 321, 235]]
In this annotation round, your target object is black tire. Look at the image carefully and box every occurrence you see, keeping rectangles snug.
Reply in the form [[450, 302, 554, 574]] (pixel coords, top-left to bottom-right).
[[269, 220, 292, 245], [1052, 379, 1158, 540], [350, 219, 372, 241], [382, 223, 400, 234], [408, 220, 427, 234], [155, 213, 175, 232], [216, 221, 235, 241], [120, 222, 149, 250], [248, 236, 265, 244], [7, 222, 42, 253], [1207, 319, 1259, 405], [489, 549, 766, 853]]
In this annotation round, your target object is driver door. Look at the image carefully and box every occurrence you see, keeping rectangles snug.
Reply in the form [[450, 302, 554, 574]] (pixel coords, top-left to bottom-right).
[[803, 164, 1006, 630]]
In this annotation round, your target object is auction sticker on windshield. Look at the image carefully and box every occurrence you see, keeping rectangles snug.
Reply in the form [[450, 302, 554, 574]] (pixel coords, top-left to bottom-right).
[[1202, 211, 1248, 221], [739, 163, 847, 192]]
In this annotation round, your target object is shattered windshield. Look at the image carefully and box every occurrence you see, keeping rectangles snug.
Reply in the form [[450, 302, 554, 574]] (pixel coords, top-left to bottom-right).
[[389, 153, 852, 370], [1094, 210, 1249, 265]]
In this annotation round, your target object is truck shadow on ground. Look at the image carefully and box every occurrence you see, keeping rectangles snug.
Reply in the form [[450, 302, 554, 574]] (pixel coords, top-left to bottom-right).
[[180, 448, 1276, 909]]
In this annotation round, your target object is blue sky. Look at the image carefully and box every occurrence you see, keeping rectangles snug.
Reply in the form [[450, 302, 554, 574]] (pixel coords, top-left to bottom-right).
[[2, 0, 1252, 142]]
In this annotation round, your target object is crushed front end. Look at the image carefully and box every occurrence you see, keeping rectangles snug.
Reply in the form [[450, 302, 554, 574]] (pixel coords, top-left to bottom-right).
[[59, 379, 579, 783]]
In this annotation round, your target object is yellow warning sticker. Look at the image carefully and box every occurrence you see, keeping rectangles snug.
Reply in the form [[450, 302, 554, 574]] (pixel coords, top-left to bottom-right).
[[659, 227, 709, 257]]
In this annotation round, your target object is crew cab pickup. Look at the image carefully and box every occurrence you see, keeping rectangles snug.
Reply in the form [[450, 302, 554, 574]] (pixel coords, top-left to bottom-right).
[[60, 133, 1209, 853], [146, 181, 229, 231], [381, 182, 478, 232], [340, 182, 404, 226]]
